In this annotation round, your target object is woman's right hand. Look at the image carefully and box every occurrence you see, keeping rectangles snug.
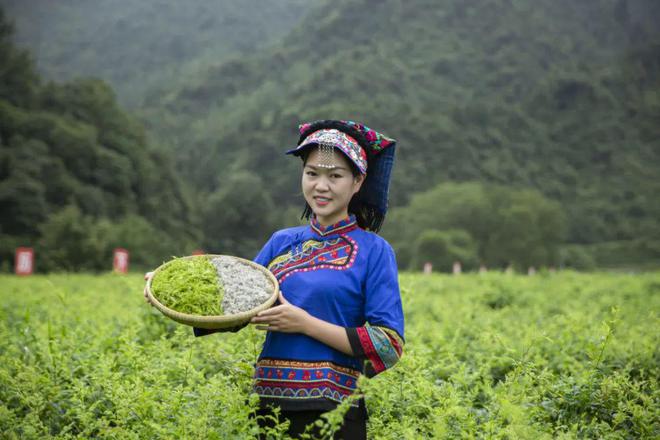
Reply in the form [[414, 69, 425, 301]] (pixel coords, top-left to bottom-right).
[[143, 271, 154, 306]]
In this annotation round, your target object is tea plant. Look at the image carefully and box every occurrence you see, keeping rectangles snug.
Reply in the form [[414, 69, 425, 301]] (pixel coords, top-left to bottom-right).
[[0, 271, 658, 439]]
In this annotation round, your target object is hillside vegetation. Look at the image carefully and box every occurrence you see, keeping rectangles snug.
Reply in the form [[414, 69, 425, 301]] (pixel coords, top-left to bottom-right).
[[0, 10, 197, 271], [1, 0, 659, 270], [141, 0, 660, 266], [0, 0, 317, 107]]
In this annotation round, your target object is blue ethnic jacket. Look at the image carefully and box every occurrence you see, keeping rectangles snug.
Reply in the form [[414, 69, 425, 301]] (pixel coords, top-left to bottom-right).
[[197, 214, 404, 411]]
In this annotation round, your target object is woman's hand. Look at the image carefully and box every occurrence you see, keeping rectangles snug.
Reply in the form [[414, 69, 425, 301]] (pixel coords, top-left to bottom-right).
[[253, 291, 354, 356], [251, 291, 312, 334], [143, 271, 154, 306]]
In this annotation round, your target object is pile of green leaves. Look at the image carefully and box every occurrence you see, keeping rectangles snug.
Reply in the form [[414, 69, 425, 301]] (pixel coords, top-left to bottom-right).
[[151, 256, 223, 315]]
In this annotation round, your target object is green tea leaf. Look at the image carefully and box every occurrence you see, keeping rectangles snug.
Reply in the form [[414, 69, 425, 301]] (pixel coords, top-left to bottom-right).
[[151, 256, 223, 315]]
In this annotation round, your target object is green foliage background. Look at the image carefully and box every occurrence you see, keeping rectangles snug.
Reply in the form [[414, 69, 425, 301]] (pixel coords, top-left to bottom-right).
[[1, 272, 658, 438], [0, 0, 317, 107], [1, 0, 659, 271], [0, 9, 200, 271], [383, 182, 567, 270]]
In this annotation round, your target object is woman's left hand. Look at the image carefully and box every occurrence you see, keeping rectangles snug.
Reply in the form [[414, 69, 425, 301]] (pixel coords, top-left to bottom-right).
[[251, 291, 312, 334]]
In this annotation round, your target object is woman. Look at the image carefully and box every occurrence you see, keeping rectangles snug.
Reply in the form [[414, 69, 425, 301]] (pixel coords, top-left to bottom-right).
[[147, 120, 404, 439]]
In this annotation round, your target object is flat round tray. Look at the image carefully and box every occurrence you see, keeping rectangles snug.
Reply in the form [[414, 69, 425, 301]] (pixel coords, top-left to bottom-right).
[[146, 254, 279, 329]]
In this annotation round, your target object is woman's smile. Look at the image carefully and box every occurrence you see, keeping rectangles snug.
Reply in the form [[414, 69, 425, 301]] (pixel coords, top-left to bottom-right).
[[313, 196, 332, 207]]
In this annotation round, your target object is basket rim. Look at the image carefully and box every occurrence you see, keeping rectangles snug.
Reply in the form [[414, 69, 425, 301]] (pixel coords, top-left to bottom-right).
[[146, 254, 279, 328]]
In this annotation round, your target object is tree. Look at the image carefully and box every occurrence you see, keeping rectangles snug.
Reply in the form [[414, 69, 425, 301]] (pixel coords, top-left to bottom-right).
[[412, 229, 478, 272], [482, 188, 566, 269], [0, 10, 200, 271], [384, 182, 567, 271], [201, 172, 277, 259], [37, 205, 97, 271]]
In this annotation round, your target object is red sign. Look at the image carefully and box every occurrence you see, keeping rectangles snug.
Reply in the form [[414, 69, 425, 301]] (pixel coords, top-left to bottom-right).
[[15, 247, 34, 275], [191, 249, 205, 256], [113, 248, 129, 273]]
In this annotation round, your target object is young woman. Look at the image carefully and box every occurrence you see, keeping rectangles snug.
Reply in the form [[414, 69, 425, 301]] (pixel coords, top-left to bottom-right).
[[146, 120, 404, 439]]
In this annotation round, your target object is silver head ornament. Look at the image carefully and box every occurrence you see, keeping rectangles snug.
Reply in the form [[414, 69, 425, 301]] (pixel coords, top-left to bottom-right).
[[315, 142, 338, 169]]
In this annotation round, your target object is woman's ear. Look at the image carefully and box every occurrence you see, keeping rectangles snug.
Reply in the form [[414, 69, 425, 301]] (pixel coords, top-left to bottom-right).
[[352, 173, 366, 195]]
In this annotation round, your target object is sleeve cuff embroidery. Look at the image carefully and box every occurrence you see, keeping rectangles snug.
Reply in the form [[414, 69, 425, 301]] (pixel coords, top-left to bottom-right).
[[346, 325, 404, 375]]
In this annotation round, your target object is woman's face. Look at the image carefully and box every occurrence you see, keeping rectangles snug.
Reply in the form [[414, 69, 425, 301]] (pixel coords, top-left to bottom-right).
[[302, 147, 364, 226]]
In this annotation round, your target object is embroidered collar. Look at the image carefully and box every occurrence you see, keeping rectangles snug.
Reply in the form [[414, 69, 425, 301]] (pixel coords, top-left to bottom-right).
[[310, 214, 358, 236]]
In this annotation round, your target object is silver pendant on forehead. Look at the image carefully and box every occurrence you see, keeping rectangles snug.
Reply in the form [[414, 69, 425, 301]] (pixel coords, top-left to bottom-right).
[[316, 142, 337, 169]]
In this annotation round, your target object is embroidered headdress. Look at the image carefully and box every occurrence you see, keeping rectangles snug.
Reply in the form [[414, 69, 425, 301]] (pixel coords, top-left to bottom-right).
[[285, 119, 397, 232]]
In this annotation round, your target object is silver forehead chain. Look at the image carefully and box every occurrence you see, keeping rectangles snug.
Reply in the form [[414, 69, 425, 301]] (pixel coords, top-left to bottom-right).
[[316, 142, 337, 169]]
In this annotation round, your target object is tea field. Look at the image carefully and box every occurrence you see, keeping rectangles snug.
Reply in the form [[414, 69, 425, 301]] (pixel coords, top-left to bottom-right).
[[1, 271, 658, 439]]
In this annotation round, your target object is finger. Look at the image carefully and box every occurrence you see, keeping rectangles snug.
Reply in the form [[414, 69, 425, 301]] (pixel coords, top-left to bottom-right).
[[257, 305, 286, 317], [251, 314, 270, 323], [143, 287, 153, 304], [252, 315, 280, 324], [144, 271, 154, 281], [255, 325, 275, 331]]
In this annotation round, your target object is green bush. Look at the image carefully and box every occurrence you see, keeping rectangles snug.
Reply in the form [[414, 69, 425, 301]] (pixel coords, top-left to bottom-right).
[[37, 205, 186, 272], [411, 229, 478, 272], [385, 182, 566, 270], [585, 239, 660, 269], [560, 245, 597, 271], [201, 172, 277, 259], [37, 205, 99, 271], [1, 271, 658, 438]]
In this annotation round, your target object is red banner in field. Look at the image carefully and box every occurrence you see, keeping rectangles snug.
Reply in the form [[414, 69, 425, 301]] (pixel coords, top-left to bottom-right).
[[191, 249, 205, 255], [15, 247, 34, 275], [113, 248, 129, 273]]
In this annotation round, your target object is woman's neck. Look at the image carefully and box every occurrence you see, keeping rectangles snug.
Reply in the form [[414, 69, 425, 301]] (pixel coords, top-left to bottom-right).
[[314, 211, 350, 227]]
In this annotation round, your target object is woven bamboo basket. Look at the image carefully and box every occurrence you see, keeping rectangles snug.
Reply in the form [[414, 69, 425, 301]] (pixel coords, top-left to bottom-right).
[[146, 254, 279, 329]]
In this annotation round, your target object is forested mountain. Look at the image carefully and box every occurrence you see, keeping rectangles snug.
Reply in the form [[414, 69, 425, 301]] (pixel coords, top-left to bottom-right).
[[2, 0, 659, 270], [139, 0, 660, 266], [0, 0, 317, 106], [0, 10, 197, 270]]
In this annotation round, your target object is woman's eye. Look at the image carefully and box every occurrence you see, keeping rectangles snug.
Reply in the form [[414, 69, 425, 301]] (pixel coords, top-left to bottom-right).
[[306, 171, 317, 176], [331, 174, 342, 178]]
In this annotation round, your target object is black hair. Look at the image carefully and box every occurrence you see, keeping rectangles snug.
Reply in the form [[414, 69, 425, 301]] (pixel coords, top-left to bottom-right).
[[297, 120, 384, 232]]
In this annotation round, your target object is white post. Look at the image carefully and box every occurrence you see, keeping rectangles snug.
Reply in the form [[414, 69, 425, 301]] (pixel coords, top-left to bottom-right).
[[423, 262, 433, 275]]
